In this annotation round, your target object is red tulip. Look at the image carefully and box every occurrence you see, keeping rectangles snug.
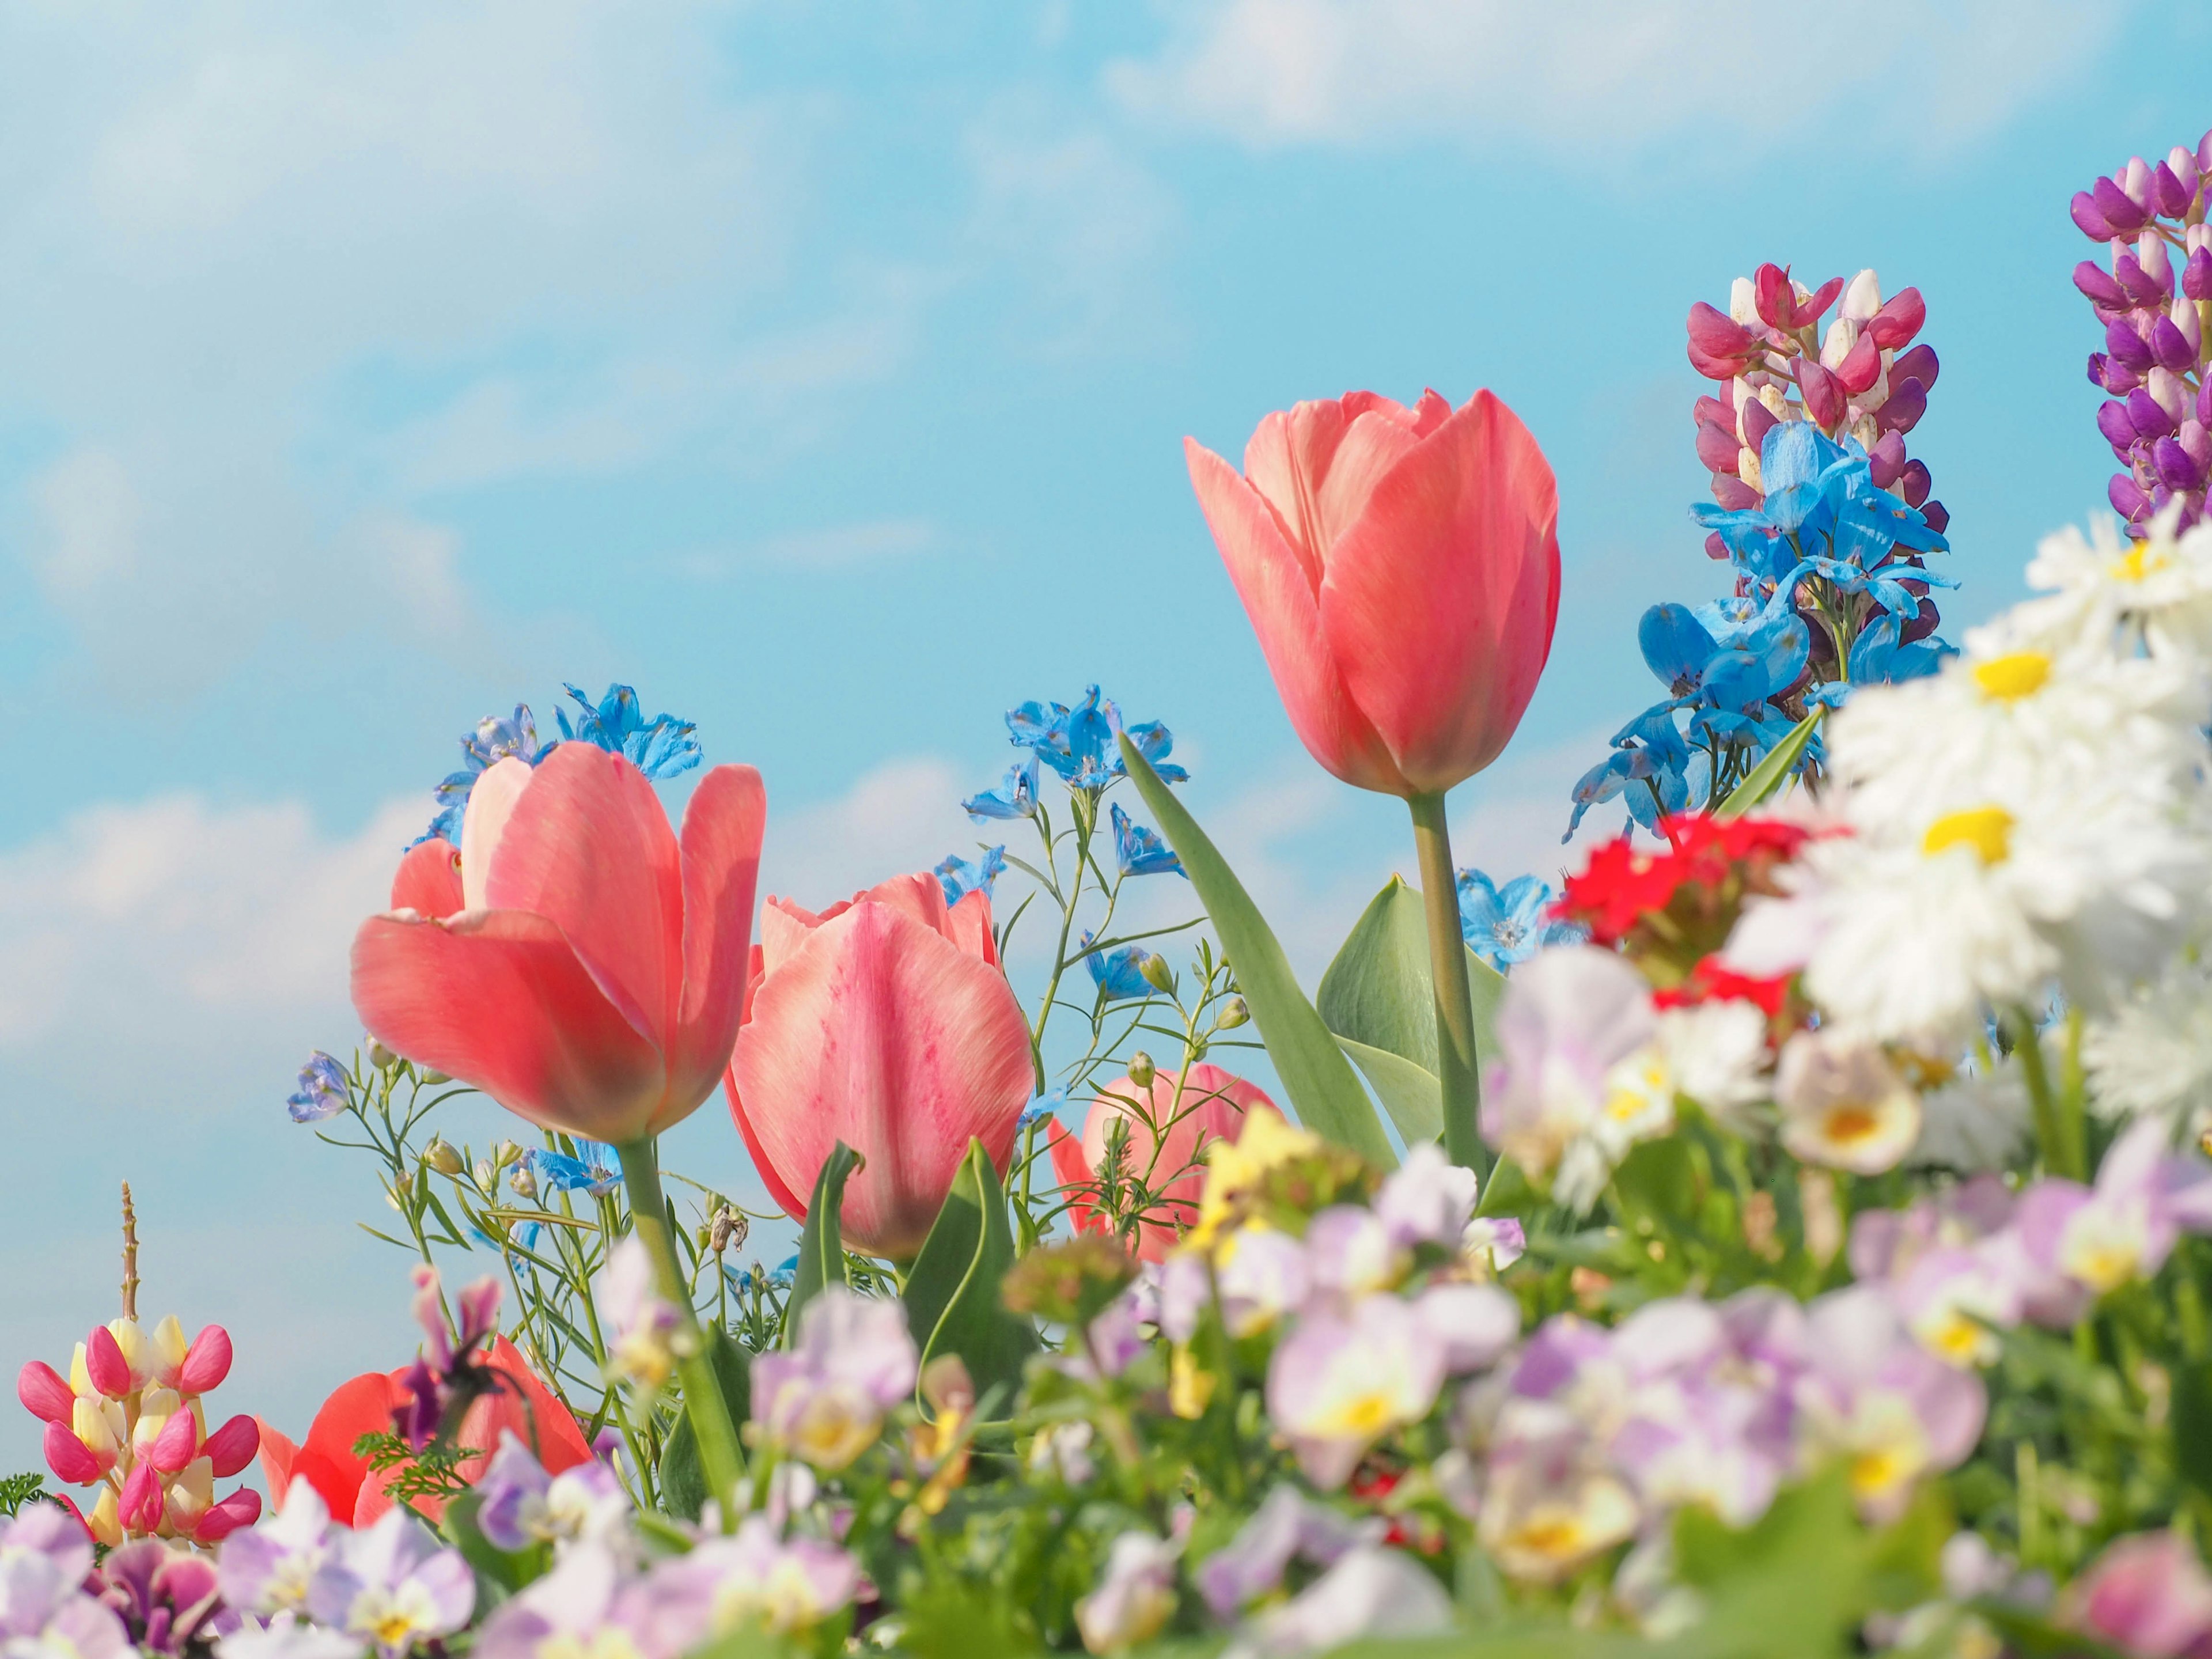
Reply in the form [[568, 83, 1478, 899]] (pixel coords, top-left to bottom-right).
[[351, 745, 767, 1144], [725, 872, 1033, 1261], [1048, 1063, 1271, 1262], [259, 1336, 590, 1527], [1184, 389, 1560, 797]]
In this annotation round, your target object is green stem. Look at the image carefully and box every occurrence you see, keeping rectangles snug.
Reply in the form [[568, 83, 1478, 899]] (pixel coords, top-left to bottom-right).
[[2009, 1007, 2081, 1181], [615, 1135, 745, 1521], [1407, 791, 1486, 1174]]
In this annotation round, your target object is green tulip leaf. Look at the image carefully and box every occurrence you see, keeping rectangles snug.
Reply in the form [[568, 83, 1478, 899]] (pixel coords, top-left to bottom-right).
[[900, 1139, 1040, 1408], [1714, 706, 1823, 820], [1118, 737, 1396, 1169], [1316, 875, 1505, 1147], [657, 1325, 753, 1521], [785, 1142, 862, 1342]]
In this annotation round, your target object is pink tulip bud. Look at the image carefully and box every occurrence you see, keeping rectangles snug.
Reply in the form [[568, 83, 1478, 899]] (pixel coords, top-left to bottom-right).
[[41, 1421, 100, 1485], [1873, 376, 1925, 435], [2075, 260, 2128, 307], [17, 1362, 74, 1424], [144, 1408, 199, 1475], [2073, 191, 2117, 240], [190, 1487, 262, 1545], [1797, 360, 1845, 429], [118, 1463, 164, 1534], [176, 1326, 232, 1396], [1865, 287, 1926, 350], [201, 1414, 260, 1479], [1740, 397, 1780, 453], [2184, 248, 2212, 302], [84, 1329, 131, 1400], [2094, 176, 2147, 232], [2111, 473, 2152, 521], [1695, 421, 1741, 475], [2153, 161, 2192, 217]]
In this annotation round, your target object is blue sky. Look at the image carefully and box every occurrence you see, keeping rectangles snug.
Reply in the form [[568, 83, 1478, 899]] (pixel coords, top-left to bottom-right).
[[1, 0, 2203, 1473]]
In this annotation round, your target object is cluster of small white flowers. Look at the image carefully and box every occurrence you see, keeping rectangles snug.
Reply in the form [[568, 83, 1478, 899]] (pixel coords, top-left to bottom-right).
[[1738, 509, 2212, 1061]]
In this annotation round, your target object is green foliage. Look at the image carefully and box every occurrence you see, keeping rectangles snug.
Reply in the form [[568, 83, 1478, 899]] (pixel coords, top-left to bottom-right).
[[787, 1142, 863, 1337], [1118, 734, 1396, 1167], [903, 1140, 1040, 1408], [1713, 706, 1823, 819], [658, 1326, 755, 1521], [1319, 875, 1505, 1146], [351, 1429, 481, 1508], [0, 1473, 47, 1518]]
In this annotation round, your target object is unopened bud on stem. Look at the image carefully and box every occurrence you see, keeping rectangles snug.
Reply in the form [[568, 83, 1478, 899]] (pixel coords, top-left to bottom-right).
[[1126, 1051, 1156, 1090]]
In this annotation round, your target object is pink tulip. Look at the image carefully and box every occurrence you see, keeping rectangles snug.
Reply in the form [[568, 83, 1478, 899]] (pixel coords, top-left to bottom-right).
[[1184, 388, 1560, 798], [1047, 1063, 1271, 1262], [725, 872, 1033, 1261], [352, 745, 767, 1145]]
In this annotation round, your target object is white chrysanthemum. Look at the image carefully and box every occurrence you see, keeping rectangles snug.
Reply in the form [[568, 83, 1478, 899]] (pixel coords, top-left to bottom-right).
[[2083, 953, 2212, 1134], [1657, 999, 1771, 1127], [1908, 1055, 2032, 1173], [2016, 507, 2212, 660]]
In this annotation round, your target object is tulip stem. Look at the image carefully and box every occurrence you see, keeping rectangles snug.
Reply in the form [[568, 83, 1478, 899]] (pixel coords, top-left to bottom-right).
[[615, 1136, 746, 1523], [1407, 792, 1486, 1175]]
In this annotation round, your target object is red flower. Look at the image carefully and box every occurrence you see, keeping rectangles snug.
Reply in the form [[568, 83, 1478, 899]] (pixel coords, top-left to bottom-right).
[[256, 1336, 591, 1527], [1555, 812, 1812, 982]]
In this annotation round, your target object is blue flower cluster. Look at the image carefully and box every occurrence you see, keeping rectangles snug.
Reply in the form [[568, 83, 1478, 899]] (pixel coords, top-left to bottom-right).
[[935, 846, 1008, 907], [1082, 930, 1153, 1001], [1567, 423, 1953, 839], [417, 683, 702, 846], [286, 1051, 351, 1123], [529, 1141, 622, 1198], [962, 685, 1187, 877], [1456, 870, 1581, 972]]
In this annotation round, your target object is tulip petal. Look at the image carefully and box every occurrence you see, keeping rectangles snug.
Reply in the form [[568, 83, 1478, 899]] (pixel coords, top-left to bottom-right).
[[1079, 1064, 1267, 1261], [1319, 391, 1561, 794], [254, 1418, 298, 1508], [731, 899, 1035, 1259], [946, 889, 998, 968], [667, 764, 768, 1130], [725, 1062, 812, 1218], [390, 838, 465, 919], [1047, 1122, 1101, 1234], [461, 757, 534, 913], [486, 743, 685, 1052], [1244, 395, 1427, 568], [1187, 438, 1411, 795], [352, 909, 665, 1141]]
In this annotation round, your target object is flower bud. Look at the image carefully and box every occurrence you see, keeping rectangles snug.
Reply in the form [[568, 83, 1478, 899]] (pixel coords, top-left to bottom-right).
[[2075, 259, 2128, 308], [710, 1205, 748, 1255], [367, 1039, 400, 1071], [2149, 368, 2190, 423], [2111, 472, 2152, 522], [2154, 160, 2194, 217], [2073, 191, 2116, 240], [1840, 267, 1881, 322], [2139, 233, 2174, 291], [494, 1139, 522, 1167], [474, 1160, 495, 1190], [1126, 1051, 1157, 1090], [2098, 400, 2141, 453], [2170, 297, 2203, 355], [2096, 175, 2148, 232], [2184, 248, 2212, 302], [202, 1414, 260, 1479], [422, 1138, 464, 1176], [2107, 317, 2157, 372], [1215, 996, 1250, 1031], [1138, 954, 1175, 993], [510, 1165, 539, 1200], [2129, 387, 2178, 439], [2170, 144, 2202, 197], [2123, 156, 2154, 206], [2153, 315, 2198, 372], [1727, 275, 1756, 327], [421, 1070, 451, 1086]]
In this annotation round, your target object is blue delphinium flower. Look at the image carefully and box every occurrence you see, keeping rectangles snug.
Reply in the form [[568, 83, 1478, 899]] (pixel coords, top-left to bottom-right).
[[556, 683, 703, 781], [936, 846, 1007, 907], [1109, 803, 1184, 878], [1005, 687, 1190, 792], [1456, 870, 1580, 971], [421, 706, 551, 846], [1081, 930, 1153, 1001], [1017, 1089, 1066, 1133], [286, 1052, 351, 1123], [963, 755, 1041, 821], [528, 1141, 622, 1198]]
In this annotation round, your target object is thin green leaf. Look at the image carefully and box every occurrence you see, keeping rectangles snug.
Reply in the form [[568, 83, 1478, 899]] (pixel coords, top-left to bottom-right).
[[1118, 737, 1395, 1168], [658, 1327, 752, 1521], [786, 1143, 862, 1341], [1714, 707, 1823, 819]]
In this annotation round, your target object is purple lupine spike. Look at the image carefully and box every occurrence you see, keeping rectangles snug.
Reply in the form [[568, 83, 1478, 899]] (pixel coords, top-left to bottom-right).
[[2154, 160, 2194, 215], [2152, 316, 2198, 371], [1897, 460, 1931, 507], [2114, 251, 2169, 305], [2128, 386, 2179, 438], [2184, 247, 2212, 301], [2097, 400, 2141, 453], [2182, 421, 2212, 473], [2074, 260, 2128, 306], [2103, 358, 2143, 395], [1866, 430, 1907, 488], [1889, 343, 1939, 395], [2106, 316, 2157, 371], [2140, 236, 2174, 289], [2175, 144, 2205, 196], [1877, 379, 1927, 434], [2094, 175, 2148, 230], [1921, 499, 1949, 535], [2072, 190, 2116, 239], [2111, 473, 2152, 520], [2198, 128, 2212, 176], [2155, 435, 2208, 493]]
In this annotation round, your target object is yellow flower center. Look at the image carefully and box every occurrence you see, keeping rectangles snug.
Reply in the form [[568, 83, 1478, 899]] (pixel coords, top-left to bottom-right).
[[1505, 1515, 1586, 1560], [2115, 544, 2171, 584], [1849, 1444, 1918, 1500], [1821, 1105, 1881, 1145], [1312, 1390, 1397, 1440], [1971, 652, 2050, 700], [1923, 806, 2013, 865]]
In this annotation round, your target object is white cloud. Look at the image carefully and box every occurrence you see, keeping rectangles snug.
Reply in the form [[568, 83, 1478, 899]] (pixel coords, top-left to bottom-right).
[[1108, 0, 2125, 157], [757, 756, 985, 909], [29, 448, 138, 599]]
